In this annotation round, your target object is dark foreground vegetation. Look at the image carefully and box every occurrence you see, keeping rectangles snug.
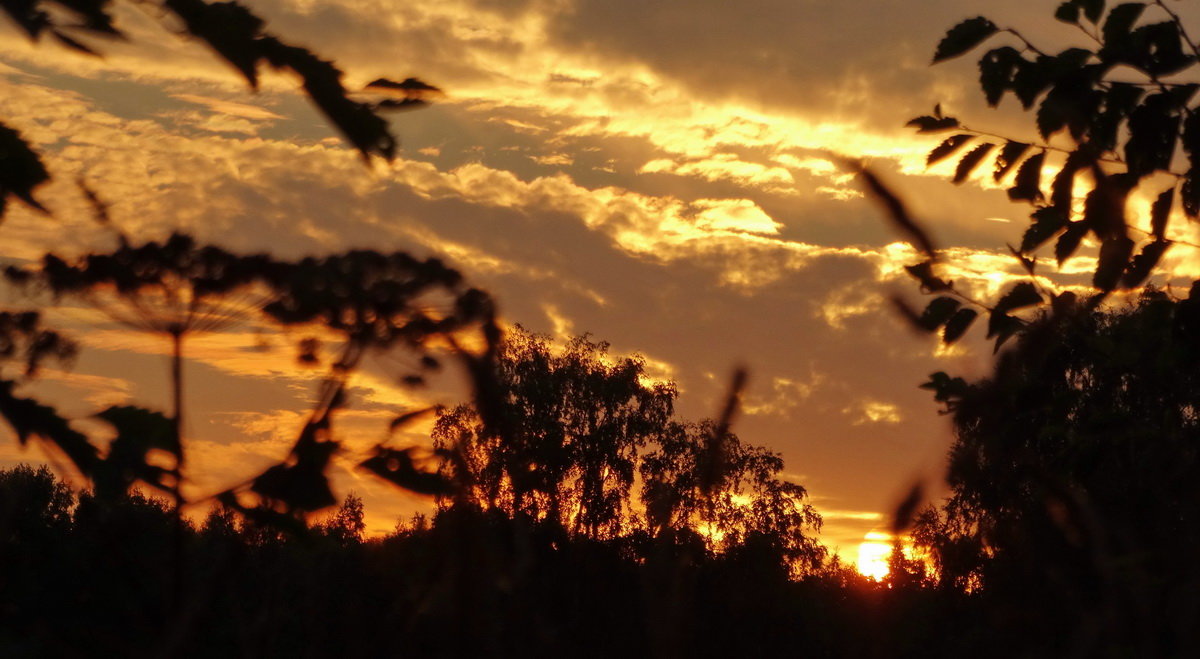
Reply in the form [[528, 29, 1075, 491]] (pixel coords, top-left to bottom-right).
[[0, 464, 881, 658], [8, 291, 1200, 658]]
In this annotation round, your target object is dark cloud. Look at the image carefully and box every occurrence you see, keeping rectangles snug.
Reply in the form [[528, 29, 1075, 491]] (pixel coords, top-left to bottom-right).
[[545, 0, 1004, 130]]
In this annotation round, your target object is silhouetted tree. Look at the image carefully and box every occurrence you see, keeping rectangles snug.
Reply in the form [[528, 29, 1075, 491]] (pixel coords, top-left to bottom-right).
[[432, 327, 677, 540], [641, 419, 825, 575], [854, 5, 1200, 654], [0, 463, 73, 541], [318, 492, 366, 545], [916, 289, 1200, 654]]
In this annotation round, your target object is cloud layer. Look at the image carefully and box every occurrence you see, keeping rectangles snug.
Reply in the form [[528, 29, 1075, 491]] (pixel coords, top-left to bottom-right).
[[5, 0, 1199, 554]]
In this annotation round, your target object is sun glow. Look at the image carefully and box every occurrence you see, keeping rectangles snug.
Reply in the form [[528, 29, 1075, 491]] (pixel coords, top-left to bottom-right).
[[856, 531, 893, 581]]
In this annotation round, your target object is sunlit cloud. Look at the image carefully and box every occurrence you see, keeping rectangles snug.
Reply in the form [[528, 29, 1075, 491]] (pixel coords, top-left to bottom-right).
[[8, 0, 1181, 544], [170, 94, 286, 121], [642, 154, 796, 191], [845, 400, 903, 426], [39, 369, 134, 407], [743, 374, 824, 417]]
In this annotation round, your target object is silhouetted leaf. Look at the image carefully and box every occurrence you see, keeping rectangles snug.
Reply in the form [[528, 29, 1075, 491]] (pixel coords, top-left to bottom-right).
[[1056, 221, 1090, 265], [1184, 174, 1200, 219], [1051, 151, 1091, 210], [1081, 0, 1105, 23], [906, 115, 961, 133], [1102, 3, 1147, 46], [1044, 47, 1096, 79], [942, 308, 979, 344], [1009, 243, 1037, 277], [95, 405, 178, 457], [891, 482, 924, 534], [364, 77, 440, 95], [1022, 206, 1068, 253], [1012, 57, 1053, 108], [1093, 235, 1135, 292], [50, 30, 100, 56], [0, 0, 51, 38], [251, 460, 337, 512], [218, 492, 308, 536], [987, 311, 1024, 351], [0, 379, 97, 475], [361, 446, 456, 497], [164, 0, 266, 87], [1037, 76, 1101, 141], [1055, 2, 1081, 24], [389, 407, 436, 431], [1092, 83, 1143, 151], [934, 17, 998, 63], [297, 337, 320, 365], [93, 405, 178, 498], [1151, 188, 1173, 240], [0, 123, 50, 217], [920, 371, 969, 404], [848, 161, 938, 258], [0, 310, 76, 376], [1051, 290, 1079, 315], [954, 143, 995, 184], [995, 282, 1044, 315], [1084, 171, 1136, 240], [259, 39, 397, 161], [978, 46, 1022, 106], [1132, 22, 1195, 77], [904, 260, 953, 292], [994, 141, 1031, 181], [373, 98, 427, 112], [1008, 151, 1045, 202], [1126, 92, 1181, 177], [1122, 239, 1170, 288], [919, 297, 962, 331], [77, 179, 112, 228], [928, 134, 973, 166]]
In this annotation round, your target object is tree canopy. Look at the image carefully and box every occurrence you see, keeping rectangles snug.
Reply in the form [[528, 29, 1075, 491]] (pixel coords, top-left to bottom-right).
[[892, 4, 1200, 654], [430, 326, 825, 571], [887, 0, 1200, 351]]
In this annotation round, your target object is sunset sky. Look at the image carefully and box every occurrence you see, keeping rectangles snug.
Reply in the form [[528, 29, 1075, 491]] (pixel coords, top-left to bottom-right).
[[3, 0, 1200, 565]]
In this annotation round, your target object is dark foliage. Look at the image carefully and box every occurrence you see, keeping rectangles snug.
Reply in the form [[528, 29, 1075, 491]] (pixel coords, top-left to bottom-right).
[[915, 289, 1200, 657], [433, 328, 678, 539], [428, 327, 825, 572], [0, 465, 963, 659], [890, 1, 1200, 350], [0, 232, 499, 524]]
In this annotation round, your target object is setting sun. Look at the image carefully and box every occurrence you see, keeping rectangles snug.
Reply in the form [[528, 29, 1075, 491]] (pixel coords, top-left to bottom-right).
[[856, 531, 893, 580]]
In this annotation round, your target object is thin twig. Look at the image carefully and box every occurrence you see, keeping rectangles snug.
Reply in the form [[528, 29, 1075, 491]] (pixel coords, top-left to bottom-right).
[[1003, 27, 1049, 57]]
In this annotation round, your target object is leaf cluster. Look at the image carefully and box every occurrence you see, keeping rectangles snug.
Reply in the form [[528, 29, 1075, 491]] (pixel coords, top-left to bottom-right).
[[0, 232, 499, 522], [903, 1, 1200, 346]]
